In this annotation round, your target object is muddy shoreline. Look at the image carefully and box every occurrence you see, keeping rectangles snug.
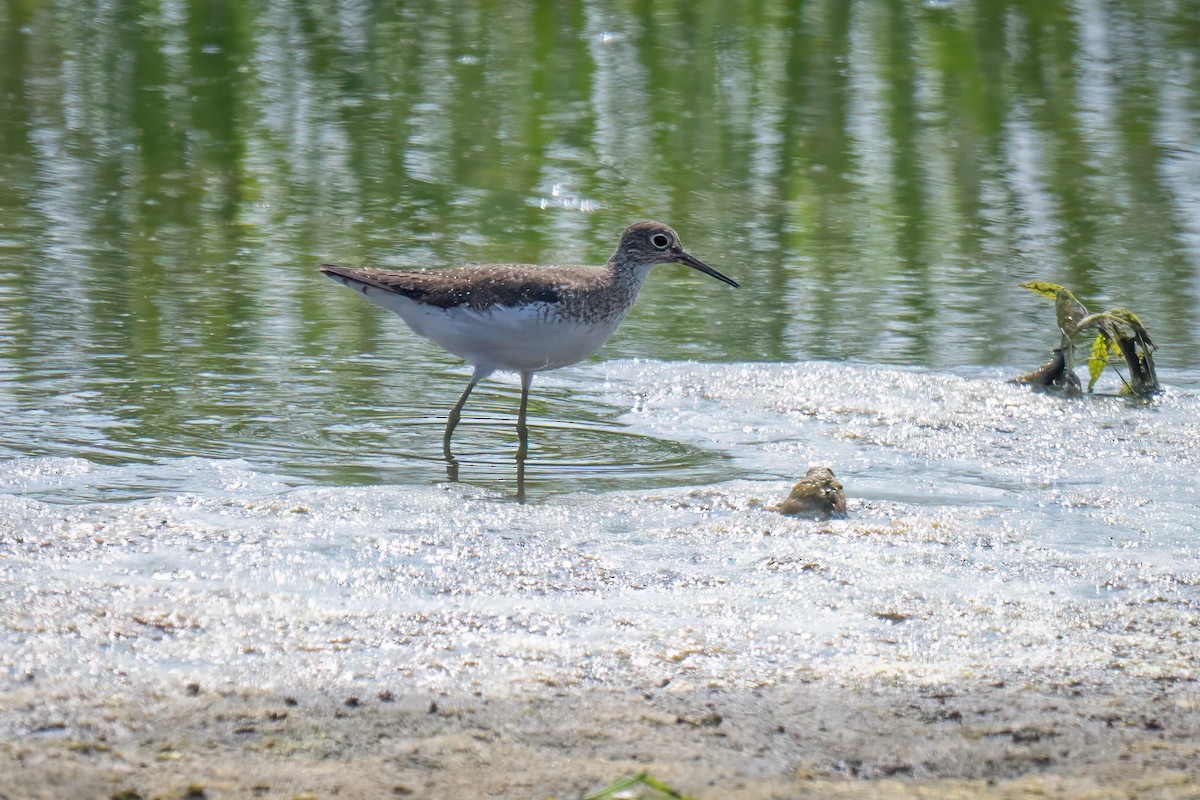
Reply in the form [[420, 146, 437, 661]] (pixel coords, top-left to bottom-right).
[[3, 675, 1198, 799]]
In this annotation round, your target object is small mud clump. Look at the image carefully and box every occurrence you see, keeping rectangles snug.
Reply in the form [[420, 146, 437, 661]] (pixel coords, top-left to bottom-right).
[[777, 466, 846, 518]]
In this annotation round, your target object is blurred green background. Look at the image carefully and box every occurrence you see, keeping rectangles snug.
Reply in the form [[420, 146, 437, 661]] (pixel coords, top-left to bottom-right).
[[2, 0, 1199, 484]]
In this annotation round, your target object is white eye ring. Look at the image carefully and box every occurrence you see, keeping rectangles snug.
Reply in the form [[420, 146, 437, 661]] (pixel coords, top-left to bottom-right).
[[650, 233, 670, 249]]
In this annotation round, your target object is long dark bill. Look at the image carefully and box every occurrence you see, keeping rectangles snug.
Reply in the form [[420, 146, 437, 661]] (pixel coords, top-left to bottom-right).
[[676, 250, 740, 288]]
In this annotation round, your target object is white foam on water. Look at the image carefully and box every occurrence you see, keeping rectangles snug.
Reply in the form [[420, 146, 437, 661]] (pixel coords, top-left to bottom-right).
[[2, 362, 1199, 712]]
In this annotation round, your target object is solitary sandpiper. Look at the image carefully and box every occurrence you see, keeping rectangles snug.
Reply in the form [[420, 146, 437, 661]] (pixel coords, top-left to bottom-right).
[[319, 221, 739, 484]]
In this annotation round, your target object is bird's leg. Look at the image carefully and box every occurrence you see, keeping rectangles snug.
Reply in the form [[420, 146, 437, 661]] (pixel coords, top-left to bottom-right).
[[516, 371, 533, 460], [515, 449, 526, 503], [443, 365, 490, 462], [515, 370, 533, 502]]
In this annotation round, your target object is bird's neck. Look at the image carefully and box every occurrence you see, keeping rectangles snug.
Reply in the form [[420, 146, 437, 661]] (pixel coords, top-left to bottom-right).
[[560, 259, 650, 324], [606, 259, 655, 292]]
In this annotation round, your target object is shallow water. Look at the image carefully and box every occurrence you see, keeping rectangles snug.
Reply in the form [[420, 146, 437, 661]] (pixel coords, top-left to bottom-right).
[[3, 361, 1199, 707]]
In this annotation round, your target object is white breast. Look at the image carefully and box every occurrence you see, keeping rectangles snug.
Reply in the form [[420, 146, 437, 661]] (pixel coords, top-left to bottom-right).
[[363, 287, 624, 373]]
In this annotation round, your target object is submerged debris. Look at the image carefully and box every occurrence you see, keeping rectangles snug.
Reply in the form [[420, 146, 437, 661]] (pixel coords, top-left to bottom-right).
[[776, 466, 847, 519], [1015, 347, 1080, 393], [1011, 282, 1160, 399]]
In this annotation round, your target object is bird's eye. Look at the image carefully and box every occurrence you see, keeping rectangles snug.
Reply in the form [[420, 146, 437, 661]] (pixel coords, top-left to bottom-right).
[[650, 233, 670, 249]]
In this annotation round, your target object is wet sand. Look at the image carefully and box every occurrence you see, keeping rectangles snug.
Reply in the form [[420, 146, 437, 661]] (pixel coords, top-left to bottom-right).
[[3, 676, 1198, 799]]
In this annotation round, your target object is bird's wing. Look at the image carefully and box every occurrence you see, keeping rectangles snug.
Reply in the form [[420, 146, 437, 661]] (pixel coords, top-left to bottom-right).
[[319, 264, 603, 310]]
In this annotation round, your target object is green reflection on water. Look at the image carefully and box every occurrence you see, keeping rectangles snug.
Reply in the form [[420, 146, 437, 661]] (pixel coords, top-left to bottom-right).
[[1, 0, 1198, 486]]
